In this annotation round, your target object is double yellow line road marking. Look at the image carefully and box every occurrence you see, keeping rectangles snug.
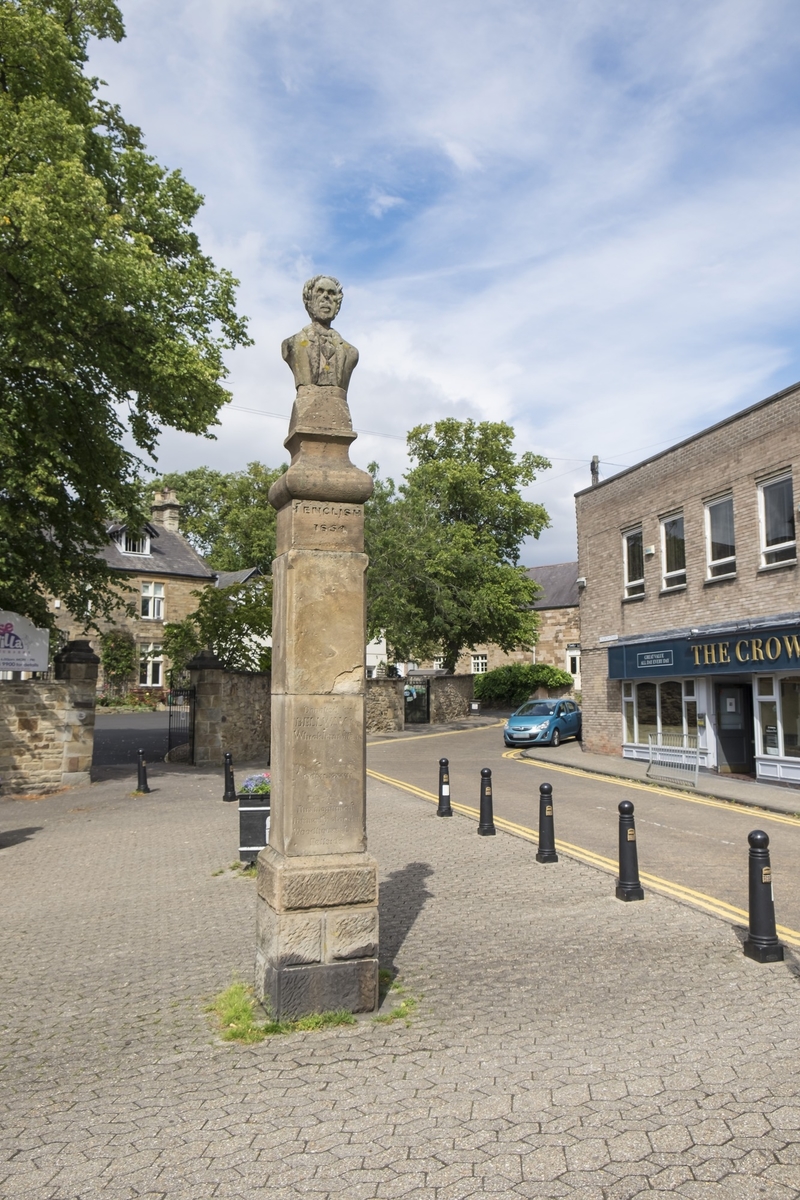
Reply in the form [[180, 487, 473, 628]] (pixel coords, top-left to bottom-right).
[[366, 761, 800, 949]]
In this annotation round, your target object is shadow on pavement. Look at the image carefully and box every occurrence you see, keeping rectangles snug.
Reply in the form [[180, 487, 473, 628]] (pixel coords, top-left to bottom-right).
[[0, 826, 43, 848], [380, 860, 434, 965]]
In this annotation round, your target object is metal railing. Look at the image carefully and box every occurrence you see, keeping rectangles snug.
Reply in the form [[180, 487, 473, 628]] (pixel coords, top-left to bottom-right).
[[647, 733, 700, 788], [167, 686, 196, 764]]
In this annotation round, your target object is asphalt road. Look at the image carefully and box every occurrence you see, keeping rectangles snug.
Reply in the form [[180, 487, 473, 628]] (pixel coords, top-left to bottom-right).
[[367, 722, 800, 940], [93, 710, 170, 765]]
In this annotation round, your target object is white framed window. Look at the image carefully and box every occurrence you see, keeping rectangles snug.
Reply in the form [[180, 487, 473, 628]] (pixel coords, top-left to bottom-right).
[[758, 474, 796, 567], [115, 531, 150, 555], [568, 652, 580, 676], [472, 654, 488, 674], [661, 512, 686, 590], [139, 643, 163, 687], [755, 675, 800, 758], [705, 495, 736, 578], [141, 581, 164, 620], [623, 527, 644, 597], [433, 656, 445, 670], [622, 680, 698, 744]]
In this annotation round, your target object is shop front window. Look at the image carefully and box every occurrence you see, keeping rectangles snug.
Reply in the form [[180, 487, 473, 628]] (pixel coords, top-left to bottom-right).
[[623, 682, 635, 742], [623, 679, 697, 744], [636, 682, 658, 742], [780, 679, 800, 757], [659, 680, 683, 737], [684, 678, 697, 733]]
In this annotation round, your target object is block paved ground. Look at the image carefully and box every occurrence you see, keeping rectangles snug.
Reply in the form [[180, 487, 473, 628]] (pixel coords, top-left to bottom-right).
[[2, 763, 800, 1199]]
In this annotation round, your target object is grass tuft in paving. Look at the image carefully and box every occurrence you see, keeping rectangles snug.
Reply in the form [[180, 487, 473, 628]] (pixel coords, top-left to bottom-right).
[[208, 981, 357, 1042], [373, 972, 419, 1026]]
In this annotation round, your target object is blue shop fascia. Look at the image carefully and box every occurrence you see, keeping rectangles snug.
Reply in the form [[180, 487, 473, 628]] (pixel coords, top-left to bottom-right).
[[607, 611, 800, 782]]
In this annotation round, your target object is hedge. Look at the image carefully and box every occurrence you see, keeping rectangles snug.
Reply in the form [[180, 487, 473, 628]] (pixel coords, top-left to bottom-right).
[[473, 663, 574, 708]]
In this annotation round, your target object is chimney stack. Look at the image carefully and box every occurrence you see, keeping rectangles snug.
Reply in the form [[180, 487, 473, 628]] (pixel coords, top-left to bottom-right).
[[150, 487, 181, 532], [590, 456, 600, 487]]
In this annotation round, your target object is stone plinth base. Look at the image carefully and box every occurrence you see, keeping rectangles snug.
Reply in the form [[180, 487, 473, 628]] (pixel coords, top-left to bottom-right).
[[255, 846, 379, 1018]]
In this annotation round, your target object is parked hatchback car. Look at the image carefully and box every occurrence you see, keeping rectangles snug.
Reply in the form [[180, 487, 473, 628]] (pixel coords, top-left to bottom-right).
[[503, 699, 582, 747]]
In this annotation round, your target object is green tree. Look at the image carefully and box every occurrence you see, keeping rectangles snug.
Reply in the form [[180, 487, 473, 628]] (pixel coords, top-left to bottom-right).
[[0, 0, 251, 630], [149, 462, 285, 572], [366, 420, 550, 673], [163, 578, 273, 675], [99, 626, 136, 696]]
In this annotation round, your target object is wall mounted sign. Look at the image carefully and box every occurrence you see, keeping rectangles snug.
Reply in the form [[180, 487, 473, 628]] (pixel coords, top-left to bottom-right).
[[0, 611, 49, 672], [636, 650, 673, 670], [608, 623, 800, 679]]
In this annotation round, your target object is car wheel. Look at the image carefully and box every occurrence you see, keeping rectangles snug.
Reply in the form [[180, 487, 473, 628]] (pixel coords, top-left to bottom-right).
[[551, 728, 561, 747]]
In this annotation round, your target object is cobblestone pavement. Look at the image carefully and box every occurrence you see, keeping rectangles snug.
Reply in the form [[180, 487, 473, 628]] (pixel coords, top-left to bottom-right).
[[3, 767, 800, 1199]]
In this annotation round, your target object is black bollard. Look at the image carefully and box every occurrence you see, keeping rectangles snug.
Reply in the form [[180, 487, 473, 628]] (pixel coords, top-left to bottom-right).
[[223, 751, 237, 803], [743, 830, 784, 963], [437, 757, 453, 817], [535, 782, 558, 863], [615, 799, 644, 901], [477, 767, 496, 836], [136, 748, 150, 794]]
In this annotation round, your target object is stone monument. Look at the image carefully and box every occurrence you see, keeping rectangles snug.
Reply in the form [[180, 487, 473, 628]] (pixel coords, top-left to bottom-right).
[[255, 275, 378, 1018]]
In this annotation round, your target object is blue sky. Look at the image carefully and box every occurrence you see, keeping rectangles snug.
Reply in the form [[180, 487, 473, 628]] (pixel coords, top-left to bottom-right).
[[90, 0, 800, 565]]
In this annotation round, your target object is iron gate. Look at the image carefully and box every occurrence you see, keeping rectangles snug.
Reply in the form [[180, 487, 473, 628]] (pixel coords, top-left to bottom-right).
[[167, 686, 196, 763]]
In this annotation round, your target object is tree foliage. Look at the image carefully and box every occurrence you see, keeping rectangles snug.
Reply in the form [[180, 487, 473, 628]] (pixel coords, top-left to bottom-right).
[[99, 626, 136, 694], [149, 462, 284, 573], [473, 663, 574, 708], [366, 419, 551, 673], [0, 0, 251, 628], [163, 579, 273, 675]]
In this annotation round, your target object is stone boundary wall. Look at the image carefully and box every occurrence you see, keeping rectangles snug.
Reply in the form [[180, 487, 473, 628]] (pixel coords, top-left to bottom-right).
[[190, 651, 271, 768], [0, 642, 98, 795], [430, 674, 474, 723], [366, 678, 404, 733]]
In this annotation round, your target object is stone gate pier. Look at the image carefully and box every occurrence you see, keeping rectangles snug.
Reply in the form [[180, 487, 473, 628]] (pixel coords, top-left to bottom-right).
[[255, 275, 378, 1018]]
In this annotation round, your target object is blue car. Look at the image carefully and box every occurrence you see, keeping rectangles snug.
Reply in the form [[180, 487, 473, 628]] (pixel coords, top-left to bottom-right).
[[504, 699, 582, 747]]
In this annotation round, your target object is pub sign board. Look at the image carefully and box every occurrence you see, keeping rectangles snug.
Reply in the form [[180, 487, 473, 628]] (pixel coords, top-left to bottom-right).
[[608, 624, 800, 680], [0, 611, 50, 672]]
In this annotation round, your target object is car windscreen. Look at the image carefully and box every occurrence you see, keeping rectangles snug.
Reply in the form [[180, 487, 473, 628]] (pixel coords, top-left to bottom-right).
[[514, 702, 556, 716]]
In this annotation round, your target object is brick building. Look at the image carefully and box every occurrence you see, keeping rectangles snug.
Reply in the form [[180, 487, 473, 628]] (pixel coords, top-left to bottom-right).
[[576, 381, 800, 783], [53, 488, 216, 691], [419, 562, 581, 687]]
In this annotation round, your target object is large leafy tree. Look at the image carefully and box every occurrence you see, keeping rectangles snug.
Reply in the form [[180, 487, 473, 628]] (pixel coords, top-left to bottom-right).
[[366, 419, 551, 673], [162, 578, 273, 675], [149, 462, 285, 573], [0, 0, 251, 628]]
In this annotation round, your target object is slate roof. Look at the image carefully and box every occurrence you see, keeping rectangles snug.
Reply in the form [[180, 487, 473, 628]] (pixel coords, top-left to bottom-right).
[[101, 524, 215, 580], [213, 567, 262, 588], [526, 561, 580, 609]]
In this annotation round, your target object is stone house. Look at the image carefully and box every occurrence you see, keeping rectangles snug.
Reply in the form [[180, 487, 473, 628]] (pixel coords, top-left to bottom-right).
[[52, 488, 218, 693], [576, 380, 800, 783], [417, 562, 581, 688]]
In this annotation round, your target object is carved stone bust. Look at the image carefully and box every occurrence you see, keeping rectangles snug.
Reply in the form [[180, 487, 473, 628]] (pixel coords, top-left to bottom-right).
[[281, 275, 359, 394]]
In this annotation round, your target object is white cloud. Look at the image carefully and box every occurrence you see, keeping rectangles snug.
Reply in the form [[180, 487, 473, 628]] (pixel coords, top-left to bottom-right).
[[91, 0, 800, 564]]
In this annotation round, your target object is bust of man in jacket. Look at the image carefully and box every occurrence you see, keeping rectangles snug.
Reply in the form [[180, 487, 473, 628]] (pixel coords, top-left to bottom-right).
[[281, 275, 359, 394]]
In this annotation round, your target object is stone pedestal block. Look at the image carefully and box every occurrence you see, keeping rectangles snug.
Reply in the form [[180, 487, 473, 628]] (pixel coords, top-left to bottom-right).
[[254, 848, 379, 1015]]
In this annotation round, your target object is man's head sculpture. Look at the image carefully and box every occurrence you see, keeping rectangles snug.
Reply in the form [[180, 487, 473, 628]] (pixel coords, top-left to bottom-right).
[[303, 275, 343, 325]]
